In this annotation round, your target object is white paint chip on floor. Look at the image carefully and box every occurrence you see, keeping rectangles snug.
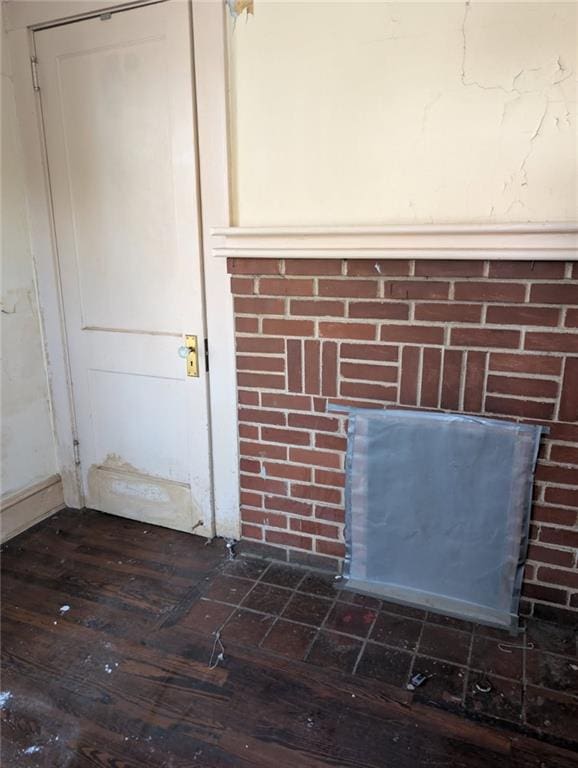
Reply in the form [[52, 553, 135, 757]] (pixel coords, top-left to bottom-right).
[[0, 692, 12, 708]]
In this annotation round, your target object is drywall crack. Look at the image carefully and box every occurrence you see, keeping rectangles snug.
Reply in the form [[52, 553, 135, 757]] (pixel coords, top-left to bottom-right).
[[461, 1, 510, 94], [460, 1, 470, 85], [461, 6, 571, 103], [506, 199, 527, 214], [511, 70, 524, 91], [529, 103, 549, 143], [519, 101, 549, 187], [500, 95, 522, 126], [421, 92, 441, 133], [552, 56, 573, 85]]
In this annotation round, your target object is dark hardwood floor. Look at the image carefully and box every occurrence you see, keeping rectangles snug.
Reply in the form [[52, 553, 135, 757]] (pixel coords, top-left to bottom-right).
[[1, 509, 577, 767]]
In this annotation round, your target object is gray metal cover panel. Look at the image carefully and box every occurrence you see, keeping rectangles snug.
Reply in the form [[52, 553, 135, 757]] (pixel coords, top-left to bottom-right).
[[341, 409, 542, 630]]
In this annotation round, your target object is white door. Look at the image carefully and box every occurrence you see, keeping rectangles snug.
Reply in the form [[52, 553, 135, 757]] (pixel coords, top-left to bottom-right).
[[35, 1, 213, 536]]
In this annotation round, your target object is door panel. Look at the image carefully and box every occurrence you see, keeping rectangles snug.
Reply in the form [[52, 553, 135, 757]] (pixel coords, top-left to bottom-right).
[[87, 370, 191, 480], [57, 35, 182, 333], [36, 1, 213, 535]]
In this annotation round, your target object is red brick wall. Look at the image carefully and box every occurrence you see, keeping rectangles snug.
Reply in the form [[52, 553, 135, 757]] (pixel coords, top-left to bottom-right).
[[228, 258, 578, 620]]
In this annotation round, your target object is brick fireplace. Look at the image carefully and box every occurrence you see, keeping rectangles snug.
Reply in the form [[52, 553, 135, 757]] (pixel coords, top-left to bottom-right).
[[228, 257, 578, 622]]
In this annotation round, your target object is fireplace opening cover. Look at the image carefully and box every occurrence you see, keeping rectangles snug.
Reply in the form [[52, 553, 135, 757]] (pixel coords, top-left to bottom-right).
[[339, 408, 543, 631]]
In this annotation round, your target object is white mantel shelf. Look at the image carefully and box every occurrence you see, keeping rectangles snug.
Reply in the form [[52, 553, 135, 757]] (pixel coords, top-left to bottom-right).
[[211, 224, 578, 261]]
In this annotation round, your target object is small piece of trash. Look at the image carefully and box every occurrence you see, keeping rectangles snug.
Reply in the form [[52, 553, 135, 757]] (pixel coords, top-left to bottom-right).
[[208, 631, 226, 669], [104, 664, 113, 674], [59, 605, 71, 614], [306, 716, 314, 729], [570, 664, 578, 671], [475, 679, 492, 694], [0, 692, 12, 708], [24, 746, 42, 755], [225, 539, 237, 561], [407, 672, 429, 691], [498, 641, 532, 653]]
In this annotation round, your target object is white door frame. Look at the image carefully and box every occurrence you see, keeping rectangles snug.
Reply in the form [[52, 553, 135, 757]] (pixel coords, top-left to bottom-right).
[[4, 0, 240, 538]]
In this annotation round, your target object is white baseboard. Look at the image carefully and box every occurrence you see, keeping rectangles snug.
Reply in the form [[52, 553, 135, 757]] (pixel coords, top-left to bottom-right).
[[1, 475, 65, 543]]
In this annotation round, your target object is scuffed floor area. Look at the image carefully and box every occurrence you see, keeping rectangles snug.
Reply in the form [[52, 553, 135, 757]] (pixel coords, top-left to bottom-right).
[[1, 509, 577, 767]]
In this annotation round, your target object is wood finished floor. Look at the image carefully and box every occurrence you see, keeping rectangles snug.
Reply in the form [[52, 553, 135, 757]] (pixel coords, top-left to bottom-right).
[[1, 509, 577, 767]]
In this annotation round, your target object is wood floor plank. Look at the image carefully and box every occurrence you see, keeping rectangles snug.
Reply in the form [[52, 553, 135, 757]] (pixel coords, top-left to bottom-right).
[[2, 610, 514, 768], [2, 509, 578, 767]]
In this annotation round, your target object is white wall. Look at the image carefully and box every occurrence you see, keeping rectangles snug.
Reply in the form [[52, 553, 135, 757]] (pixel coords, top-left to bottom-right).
[[228, 1, 578, 226], [1, 15, 58, 497]]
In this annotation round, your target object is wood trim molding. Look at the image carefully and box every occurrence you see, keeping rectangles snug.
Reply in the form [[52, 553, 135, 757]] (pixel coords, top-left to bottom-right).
[[1, 475, 65, 543], [9, 26, 83, 508], [192, 0, 240, 540], [3, 0, 158, 30], [212, 224, 578, 261]]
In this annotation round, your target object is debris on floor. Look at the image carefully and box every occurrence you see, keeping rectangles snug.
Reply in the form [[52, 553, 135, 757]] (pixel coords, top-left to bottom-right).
[[407, 672, 430, 691], [3, 509, 578, 764], [225, 539, 237, 560], [208, 630, 226, 669], [0, 692, 12, 708], [498, 641, 532, 653]]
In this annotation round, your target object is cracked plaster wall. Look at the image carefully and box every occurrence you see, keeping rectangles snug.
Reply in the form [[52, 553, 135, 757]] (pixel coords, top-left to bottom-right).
[[1, 17, 58, 497], [228, 1, 577, 225]]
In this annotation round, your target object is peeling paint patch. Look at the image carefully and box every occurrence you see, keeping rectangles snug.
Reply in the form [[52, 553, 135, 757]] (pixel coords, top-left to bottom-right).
[[110, 478, 170, 503], [227, 0, 253, 22], [87, 455, 205, 535]]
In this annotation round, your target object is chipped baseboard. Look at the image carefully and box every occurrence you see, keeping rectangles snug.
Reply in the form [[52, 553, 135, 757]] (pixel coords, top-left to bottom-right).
[[1, 475, 65, 543]]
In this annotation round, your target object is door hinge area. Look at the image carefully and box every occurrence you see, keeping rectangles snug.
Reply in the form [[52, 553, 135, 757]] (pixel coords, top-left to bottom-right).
[[30, 56, 40, 92], [73, 439, 81, 466], [204, 338, 209, 373]]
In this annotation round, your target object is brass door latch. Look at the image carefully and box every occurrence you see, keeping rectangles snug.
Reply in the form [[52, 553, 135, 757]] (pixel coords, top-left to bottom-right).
[[178, 335, 199, 377]]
